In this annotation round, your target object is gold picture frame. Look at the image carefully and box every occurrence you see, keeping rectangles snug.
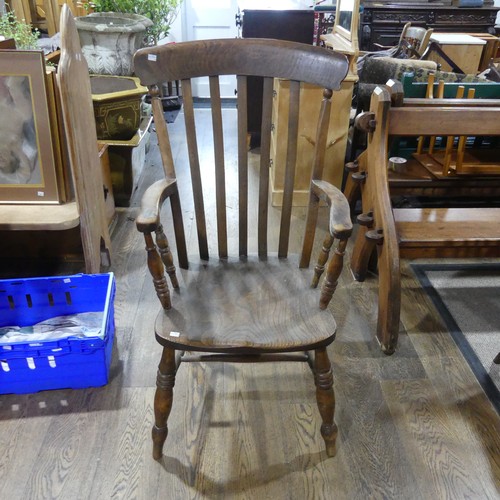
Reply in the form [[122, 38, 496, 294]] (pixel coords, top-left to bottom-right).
[[0, 50, 61, 203]]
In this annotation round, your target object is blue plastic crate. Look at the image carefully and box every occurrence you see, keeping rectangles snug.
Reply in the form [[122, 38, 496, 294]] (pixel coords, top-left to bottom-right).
[[0, 273, 115, 394]]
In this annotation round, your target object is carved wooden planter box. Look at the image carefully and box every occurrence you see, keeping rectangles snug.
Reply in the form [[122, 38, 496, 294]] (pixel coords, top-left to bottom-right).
[[90, 75, 148, 141]]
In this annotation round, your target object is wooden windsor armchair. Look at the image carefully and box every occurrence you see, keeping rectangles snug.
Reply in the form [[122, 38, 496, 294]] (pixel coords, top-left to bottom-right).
[[133, 39, 352, 459]]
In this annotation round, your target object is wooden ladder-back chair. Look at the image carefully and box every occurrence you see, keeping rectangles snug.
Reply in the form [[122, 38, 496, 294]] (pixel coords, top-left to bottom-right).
[[350, 85, 500, 354], [133, 39, 352, 459]]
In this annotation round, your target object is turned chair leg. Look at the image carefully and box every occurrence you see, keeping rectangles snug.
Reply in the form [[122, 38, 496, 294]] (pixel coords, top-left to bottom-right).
[[152, 347, 177, 460], [313, 347, 337, 457]]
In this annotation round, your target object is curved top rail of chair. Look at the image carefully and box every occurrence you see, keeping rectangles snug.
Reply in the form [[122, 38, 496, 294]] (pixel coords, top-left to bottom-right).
[[133, 38, 349, 90]]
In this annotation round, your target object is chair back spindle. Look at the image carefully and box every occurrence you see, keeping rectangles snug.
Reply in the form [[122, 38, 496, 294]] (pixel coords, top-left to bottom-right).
[[134, 39, 349, 263]]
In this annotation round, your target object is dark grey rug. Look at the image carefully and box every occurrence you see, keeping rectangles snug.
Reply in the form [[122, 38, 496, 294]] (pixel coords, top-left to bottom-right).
[[413, 263, 500, 413]]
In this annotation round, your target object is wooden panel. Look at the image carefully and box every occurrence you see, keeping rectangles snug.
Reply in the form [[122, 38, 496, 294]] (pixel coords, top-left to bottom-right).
[[56, 5, 111, 273], [270, 80, 353, 206], [395, 208, 500, 246], [0, 203, 79, 230], [388, 107, 500, 136]]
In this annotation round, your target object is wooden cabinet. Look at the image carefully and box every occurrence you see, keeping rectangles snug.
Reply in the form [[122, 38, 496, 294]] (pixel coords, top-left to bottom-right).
[[361, 1, 499, 51], [268, 0, 360, 206], [270, 79, 355, 206]]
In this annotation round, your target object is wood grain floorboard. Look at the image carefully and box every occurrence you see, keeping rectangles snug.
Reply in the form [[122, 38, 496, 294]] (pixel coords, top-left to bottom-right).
[[382, 378, 491, 499], [2, 108, 499, 499]]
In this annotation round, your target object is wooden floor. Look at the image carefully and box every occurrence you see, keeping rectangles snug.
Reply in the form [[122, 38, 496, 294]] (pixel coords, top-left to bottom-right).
[[1, 108, 499, 499]]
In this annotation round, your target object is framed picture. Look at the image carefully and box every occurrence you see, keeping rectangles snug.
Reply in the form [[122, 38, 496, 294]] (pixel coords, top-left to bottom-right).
[[0, 50, 61, 203]]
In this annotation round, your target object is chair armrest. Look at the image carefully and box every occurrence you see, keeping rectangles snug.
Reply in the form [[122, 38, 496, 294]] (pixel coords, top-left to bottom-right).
[[311, 180, 353, 239], [136, 178, 178, 233]]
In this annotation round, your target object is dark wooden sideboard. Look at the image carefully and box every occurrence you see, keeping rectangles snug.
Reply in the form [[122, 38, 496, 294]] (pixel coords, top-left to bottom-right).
[[360, 1, 499, 51]]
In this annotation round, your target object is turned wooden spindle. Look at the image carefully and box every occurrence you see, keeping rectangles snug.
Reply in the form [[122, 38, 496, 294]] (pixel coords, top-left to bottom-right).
[[312, 233, 335, 288], [344, 160, 359, 174], [366, 228, 384, 246], [443, 85, 465, 175], [428, 79, 444, 154], [455, 87, 476, 173], [417, 72, 435, 155], [155, 224, 179, 289], [343, 161, 364, 209], [319, 238, 348, 310], [144, 232, 171, 309], [152, 347, 176, 460], [357, 211, 374, 228], [314, 347, 337, 457], [350, 211, 375, 282]]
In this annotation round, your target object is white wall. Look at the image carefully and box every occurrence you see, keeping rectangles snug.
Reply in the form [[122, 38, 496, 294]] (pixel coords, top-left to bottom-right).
[[165, 12, 183, 43], [495, 0, 500, 25], [166, 0, 313, 43]]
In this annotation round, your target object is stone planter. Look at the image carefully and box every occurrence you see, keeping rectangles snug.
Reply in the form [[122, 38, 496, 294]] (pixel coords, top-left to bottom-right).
[[75, 12, 153, 76]]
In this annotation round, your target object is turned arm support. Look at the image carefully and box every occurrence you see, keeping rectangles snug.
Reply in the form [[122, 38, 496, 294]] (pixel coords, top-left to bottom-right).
[[136, 178, 181, 310], [311, 180, 353, 240], [136, 178, 178, 233]]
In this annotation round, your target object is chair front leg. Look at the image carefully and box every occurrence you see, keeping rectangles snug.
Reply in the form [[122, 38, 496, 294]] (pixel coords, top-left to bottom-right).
[[314, 347, 337, 457], [152, 347, 177, 460], [144, 232, 171, 309]]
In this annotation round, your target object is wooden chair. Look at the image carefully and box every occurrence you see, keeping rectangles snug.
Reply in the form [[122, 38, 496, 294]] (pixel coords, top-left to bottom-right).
[[371, 23, 434, 59], [350, 85, 500, 354], [133, 39, 353, 459]]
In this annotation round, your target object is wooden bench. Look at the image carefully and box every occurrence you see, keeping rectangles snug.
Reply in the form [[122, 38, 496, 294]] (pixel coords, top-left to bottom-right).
[[349, 86, 500, 354]]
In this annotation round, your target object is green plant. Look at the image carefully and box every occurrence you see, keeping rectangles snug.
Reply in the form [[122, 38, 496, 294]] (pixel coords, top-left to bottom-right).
[[86, 0, 182, 45], [0, 12, 40, 49]]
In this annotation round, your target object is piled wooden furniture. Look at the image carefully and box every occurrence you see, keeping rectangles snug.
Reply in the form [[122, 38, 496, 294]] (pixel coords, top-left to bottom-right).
[[7, 0, 85, 36], [0, 5, 111, 274], [132, 38, 353, 459], [360, 1, 499, 52], [345, 75, 500, 208], [349, 85, 500, 354], [266, 0, 359, 206]]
